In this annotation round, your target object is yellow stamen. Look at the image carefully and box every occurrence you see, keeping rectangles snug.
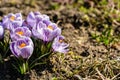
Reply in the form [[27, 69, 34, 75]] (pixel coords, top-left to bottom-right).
[[10, 16, 15, 21], [16, 31, 24, 36], [48, 26, 53, 30], [19, 43, 26, 48], [59, 40, 63, 43]]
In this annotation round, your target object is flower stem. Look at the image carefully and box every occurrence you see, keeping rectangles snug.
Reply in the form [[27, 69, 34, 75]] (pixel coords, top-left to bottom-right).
[[20, 59, 29, 74]]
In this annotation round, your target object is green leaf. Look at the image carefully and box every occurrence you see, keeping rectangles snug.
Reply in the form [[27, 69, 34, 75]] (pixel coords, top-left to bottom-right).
[[30, 62, 46, 69], [12, 64, 20, 73], [30, 52, 51, 69], [0, 54, 3, 63]]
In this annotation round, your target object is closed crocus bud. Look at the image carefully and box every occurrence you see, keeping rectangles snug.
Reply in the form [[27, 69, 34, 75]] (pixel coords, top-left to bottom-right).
[[0, 24, 4, 39], [26, 12, 42, 28], [32, 22, 61, 42], [52, 35, 69, 53], [10, 37, 34, 59], [10, 27, 31, 41], [26, 12, 50, 29], [2, 13, 22, 31]]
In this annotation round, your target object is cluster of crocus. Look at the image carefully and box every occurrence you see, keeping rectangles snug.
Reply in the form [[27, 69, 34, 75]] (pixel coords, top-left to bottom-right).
[[0, 12, 69, 74]]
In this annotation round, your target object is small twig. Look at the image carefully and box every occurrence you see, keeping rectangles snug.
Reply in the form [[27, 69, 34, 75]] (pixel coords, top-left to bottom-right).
[[95, 68, 105, 80], [73, 75, 83, 80], [113, 20, 120, 26], [56, 20, 61, 25], [111, 72, 120, 80]]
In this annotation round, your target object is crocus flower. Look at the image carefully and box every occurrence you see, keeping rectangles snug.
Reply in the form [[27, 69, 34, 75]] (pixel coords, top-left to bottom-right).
[[52, 35, 69, 53], [10, 37, 34, 59], [2, 13, 22, 31], [10, 27, 31, 41], [26, 12, 50, 29], [0, 24, 4, 39], [32, 22, 61, 42]]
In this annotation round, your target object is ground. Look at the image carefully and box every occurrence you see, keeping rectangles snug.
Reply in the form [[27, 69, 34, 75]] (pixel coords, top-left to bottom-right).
[[0, 0, 120, 80]]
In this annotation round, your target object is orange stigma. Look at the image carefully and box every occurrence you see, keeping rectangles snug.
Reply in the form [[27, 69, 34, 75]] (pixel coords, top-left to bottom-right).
[[48, 26, 53, 30], [19, 43, 26, 48], [16, 31, 24, 36], [10, 16, 15, 21]]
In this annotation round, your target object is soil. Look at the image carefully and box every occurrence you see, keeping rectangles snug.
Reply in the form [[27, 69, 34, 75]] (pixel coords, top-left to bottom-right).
[[0, 0, 120, 80]]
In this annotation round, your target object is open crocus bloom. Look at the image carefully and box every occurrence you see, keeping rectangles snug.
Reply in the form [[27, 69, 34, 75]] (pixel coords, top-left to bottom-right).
[[32, 22, 61, 42], [0, 24, 4, 39], [52, 35, 69, 53], [26, 12, 50, 29], [10, 27, 31, 41], [10, 37, 34, 59], [2, 13, 22, 31]]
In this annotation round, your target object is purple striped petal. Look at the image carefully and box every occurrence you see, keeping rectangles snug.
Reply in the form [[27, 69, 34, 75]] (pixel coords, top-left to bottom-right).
[[20, 46, 33, 59], [10, 41, 20, 57]]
